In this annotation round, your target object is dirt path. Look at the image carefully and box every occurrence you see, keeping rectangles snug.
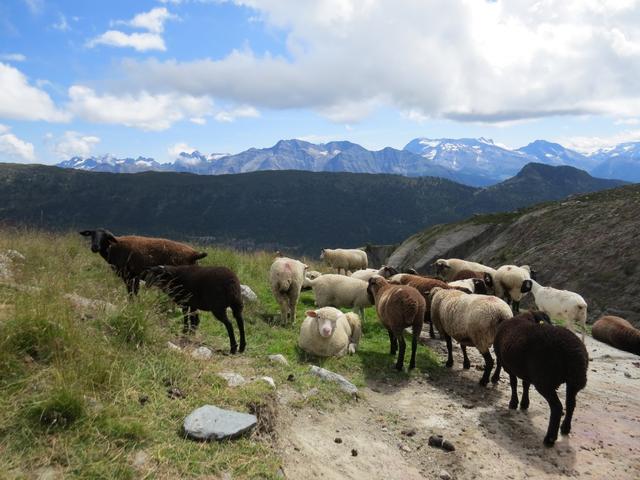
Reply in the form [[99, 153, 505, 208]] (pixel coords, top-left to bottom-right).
[[278, 335, 640, 480]]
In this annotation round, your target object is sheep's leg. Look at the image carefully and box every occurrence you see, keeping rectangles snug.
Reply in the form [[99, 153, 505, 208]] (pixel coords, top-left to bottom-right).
[[395, 331, 406, 371], [444, 335, 454, 368], [409, 323, 420, 370], [287, 294, 297, 324], [461, 345, 471, 369], [213, 308, 238, 354], [231, 304, 246, 353], [539, 388, 563, 447], [428, 320, 435, 338], [561, 385, 578, 435], [387, 329, 398, 355], [277, 296, 289, 324], [491, 355, 502, 384], [508, 374, 519, 409], [190, 311, 201, 331], [479, 351, 494, 386], [520, 381, 531, 410], [512, 300, 520, 314]]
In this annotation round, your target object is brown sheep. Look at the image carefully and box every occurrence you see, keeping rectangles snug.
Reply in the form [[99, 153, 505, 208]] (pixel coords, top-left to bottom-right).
[[79, 228, 207, 295], [592, 316, 640, 356], [367, 276, 425, 371]]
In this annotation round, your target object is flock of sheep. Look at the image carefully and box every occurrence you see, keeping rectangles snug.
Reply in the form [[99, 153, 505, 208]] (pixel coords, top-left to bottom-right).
[[78, 231, 640, 448]]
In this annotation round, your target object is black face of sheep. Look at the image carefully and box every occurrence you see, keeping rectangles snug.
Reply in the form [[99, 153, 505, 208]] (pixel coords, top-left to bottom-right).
[[472, 278, 488, 295], [434, 262, 448, 277], [79, 229, 117, 255], [379, 265, 399, 278], [483, 272, 494, 289], [530, 268, 538, 281]]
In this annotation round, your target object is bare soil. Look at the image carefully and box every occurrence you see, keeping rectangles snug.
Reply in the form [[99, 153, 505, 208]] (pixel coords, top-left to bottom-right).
[[278, 335, 640, 480]]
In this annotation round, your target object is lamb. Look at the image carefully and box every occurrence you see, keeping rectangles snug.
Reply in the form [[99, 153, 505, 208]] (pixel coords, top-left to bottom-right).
[[298, 307, 362, 357], [429, 287, 513, 385], [492, 265, 534, 313], [493, 311, 588, 446], [592, 315, 640, 356], [143, 265, 246, 354], [79, 229, 207, 295], [433, 258, 496, 282], [367, 276, 425, 371], [269, 257, 308, 324], [320, 248, 368, 275], [529, 280, 587, 341], [307, 274, 372, 320]]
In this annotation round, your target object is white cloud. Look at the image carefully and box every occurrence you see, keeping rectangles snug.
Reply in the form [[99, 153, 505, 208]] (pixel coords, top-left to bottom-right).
[[0, 63, 70, 122], [116, 7, 176, 33], [214, 105, 260, 122], [87, 31, 166, 52], [0, 124, 35, 162], [53, 14, 70, 31], [0, 53, 26, 62], [23, 0, 43, 14], [67, 85, 213, 131], [119, 0, 640, 123], [561, 130, 640, 154], [168, 142, 196, 157], [190, 117, 207, 125], [51, 131, 101, 159]]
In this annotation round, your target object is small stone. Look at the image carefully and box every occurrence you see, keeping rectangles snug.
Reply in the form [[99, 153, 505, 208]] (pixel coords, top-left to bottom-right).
[[624, 372, 631, 378], [167, 387, 185, 399], [240, 284, 258, 303], [167, 341, 181, 351], [399, 443, 412, 453], [439, 470, 452, 480], [351, 449, 358, 456], [334, 437, 342, 444], [303, 387, 319, 399], [191, 346, 213, 360], [183, 405, 257, 441], [309, 365, 358, 395], [462, 404, 475, 409], [269, 354, 289, 366], [401, 428, 417, 437], [138, 394, 149, 405], [218, 372, 246, 387], [131, 450, 150, 471], [259, 376, 276, 389]]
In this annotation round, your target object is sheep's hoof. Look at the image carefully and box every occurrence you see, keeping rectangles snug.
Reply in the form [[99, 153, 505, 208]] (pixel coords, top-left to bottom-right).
[[479, 378, 489, 387], [230, 346, 238, 354], [560, 423, 571, 435], [239, 344, 246, 353], [508, 400, 518, 409], [445, 360, 453, 368], [543, 436, 556, 447], [490, 374, 500, 384], [463, 361, 471, 370], [520, 401, 529, 410]]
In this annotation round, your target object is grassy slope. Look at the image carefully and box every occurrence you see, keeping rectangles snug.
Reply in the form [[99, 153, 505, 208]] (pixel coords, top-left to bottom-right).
[[0, 229, 440, 479]]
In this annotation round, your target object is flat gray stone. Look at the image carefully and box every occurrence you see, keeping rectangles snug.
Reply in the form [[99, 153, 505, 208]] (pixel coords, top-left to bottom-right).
[[309, 366, 358, 395], [191, 346, 213, 360], [268, 354, 289, 365], [183, 405, 257, 441], [240, 284, 258, 303], [218, 372, 246, 387]]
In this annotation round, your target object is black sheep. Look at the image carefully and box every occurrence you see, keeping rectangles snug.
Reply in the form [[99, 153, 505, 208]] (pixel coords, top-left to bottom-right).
[[144, 265, 246, 354], [493, 311, 588, 447]]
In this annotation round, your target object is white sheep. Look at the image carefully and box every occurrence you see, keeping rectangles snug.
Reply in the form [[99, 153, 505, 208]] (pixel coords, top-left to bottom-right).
[[320, 248, 368, 275], [307, 274, 372, 320], [434, 258, 496, 282], [349, 267, 388, 282], [302, 270, 322, 290], [492, 265, 533, 313], [298, 307, 362, 357], [448, 278, 488, 294], [529, 280, 587, 341], [269, 257, 308, 324], [430, 287, 513, 385]]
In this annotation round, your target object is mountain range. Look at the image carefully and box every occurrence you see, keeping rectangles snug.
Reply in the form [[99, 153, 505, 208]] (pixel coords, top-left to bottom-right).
[[54, 137, 640, 186], [0, 161, 625, 254]]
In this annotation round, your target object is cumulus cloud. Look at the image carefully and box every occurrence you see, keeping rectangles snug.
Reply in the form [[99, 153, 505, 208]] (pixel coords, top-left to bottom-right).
[[0, 63, 70, 122], [53, 14, 70, 31], [118, 0, 640, 123], [67, 85, 213, 131], [0, 124, 35, 162], [116, 7, 176, 33], [23, 0, 43, 14], [51, 131, 101, 158], [168, 142, 196, 157], [0, 53, 26, 62], [214, 105, 260, 122], [561, 129, 640, 154]]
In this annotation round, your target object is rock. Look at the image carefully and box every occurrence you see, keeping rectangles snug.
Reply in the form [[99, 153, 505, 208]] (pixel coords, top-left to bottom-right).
[[268, 354, 289, 366], [335, 437, 343, 444], [167, 341, 181, 351], [240, 284, 258, 303], [287, 374, 295, 382], [191, 346, 213, 360], [401, 428, 417, 437], [309, 365, 358, 395], [131, 450, 150, 471], [439, 470, 452, 480], [183, 405, 257, 441], [35, 466, 63, 480], [259, 376, 276, 389], [351, 448, 358, 457], [399, 443, 412, 452], [624, 372, 631, 378], [218, 372, 247, 387], [167, 387, 185, 399], [64, 293, 117, 315]]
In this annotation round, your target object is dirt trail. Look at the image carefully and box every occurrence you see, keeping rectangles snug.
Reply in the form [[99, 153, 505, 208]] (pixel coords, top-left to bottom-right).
[[278, 335, 640, 480]]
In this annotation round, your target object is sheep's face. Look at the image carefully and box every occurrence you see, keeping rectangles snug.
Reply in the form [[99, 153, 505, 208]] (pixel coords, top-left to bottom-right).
[[306, 310, 337, 338], [472, 278, 488, 295], [521, 279, 533, 294], [434, 260, 449, 276], [320, 249, 325, 260], [378, 265, 398, 278], [367, 276, 386, 304], [79, 229, 117, 254]]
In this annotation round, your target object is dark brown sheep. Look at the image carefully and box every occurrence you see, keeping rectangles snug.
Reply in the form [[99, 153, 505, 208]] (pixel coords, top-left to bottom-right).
[[143, 265, 246, 354], [79, 229, 207, 295], [367, 276, 425, 371], [592, 316, 640, 356], [493, 311, 588, 447]]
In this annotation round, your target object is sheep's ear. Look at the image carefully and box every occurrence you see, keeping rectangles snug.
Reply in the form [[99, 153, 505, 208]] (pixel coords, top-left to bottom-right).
[[306, 310, 317, 318], [79, 230, 93, 237]]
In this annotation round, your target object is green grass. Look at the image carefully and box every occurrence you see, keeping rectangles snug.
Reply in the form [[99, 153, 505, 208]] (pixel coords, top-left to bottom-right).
[[0, 228, 441, 479]]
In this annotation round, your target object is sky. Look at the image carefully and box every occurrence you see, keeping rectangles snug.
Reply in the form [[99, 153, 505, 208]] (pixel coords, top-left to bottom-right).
[[1, 0, 640, 164]]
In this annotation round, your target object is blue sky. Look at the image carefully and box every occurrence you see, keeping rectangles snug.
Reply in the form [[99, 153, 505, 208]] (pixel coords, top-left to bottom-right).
[[1, 0, 640, 164]]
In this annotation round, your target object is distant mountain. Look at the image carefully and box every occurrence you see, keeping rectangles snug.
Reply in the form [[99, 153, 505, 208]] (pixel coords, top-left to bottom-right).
[[0, 162, 626, 254], [53, 137, 640, 186]]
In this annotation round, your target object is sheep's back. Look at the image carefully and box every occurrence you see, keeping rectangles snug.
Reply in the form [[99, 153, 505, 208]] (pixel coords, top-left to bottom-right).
[[115, 236, 201, 272], [164, 266, 242, 310], [593, 316, 640, 355]]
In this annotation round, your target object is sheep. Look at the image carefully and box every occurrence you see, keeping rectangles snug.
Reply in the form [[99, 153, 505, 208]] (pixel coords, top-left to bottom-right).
[[433, 258, 496, 282], [301, 270, 322, 291], [451, 269, 484, 281], [378, 265, 419, 278], [429, 287, 513, 385], [349, 267, 394, 282], [367, 276, 425, 371], [448, 278, 488, 295], [307, 274, 372, 320], [320, 248, 367, 275], [492, 265, 534, 313], [298, 307, 362, 357], [79, 229, 207, 295], [143, 265, 246, 354], [592, 315, 640, 356], [529, 280, 587, 341], [493, 311, 588, 447], [389, 274, 464, 339], [269, 257, 308, 324]]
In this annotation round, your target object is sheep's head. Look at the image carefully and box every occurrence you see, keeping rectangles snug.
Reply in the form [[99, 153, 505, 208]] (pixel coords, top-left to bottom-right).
[[433, 259, 449, 276], [521, 310, 551, 325], [472, 278, 488, 295], [483, 272, 494, 291], [320, 249, 325, 259], [367, 275, 388, 304], [378, 265, 398, 278], [79, 228, 117, 254], [306, 308, 341, 338]]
